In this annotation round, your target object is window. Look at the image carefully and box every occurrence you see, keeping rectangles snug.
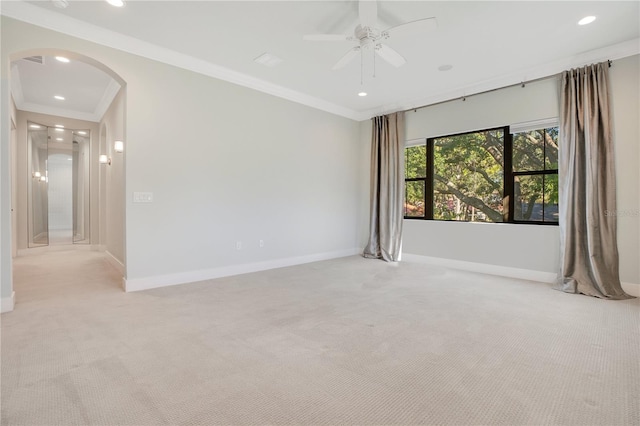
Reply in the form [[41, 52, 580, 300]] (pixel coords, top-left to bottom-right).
[[404, 124, 559, 225], [510, 127, 559, 223], [404, 142, 426, 217]]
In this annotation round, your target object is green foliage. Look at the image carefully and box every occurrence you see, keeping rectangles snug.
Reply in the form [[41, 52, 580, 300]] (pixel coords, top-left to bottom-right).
[[512, 128, 559, 221], [405, 145, 426, 217], [433, 130, 504, 222], [405, 145, 426, 179]]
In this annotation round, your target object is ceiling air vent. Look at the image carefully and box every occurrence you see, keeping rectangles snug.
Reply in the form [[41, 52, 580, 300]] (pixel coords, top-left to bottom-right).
[[22, 56, 44, 64]]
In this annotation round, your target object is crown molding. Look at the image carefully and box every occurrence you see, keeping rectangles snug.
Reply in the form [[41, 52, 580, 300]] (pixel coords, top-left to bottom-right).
[[16, 101, 101, 123], [1, 0, 362, 121], [359, 38, 640, 120], [3, 1, 638, 123], [93, 79, 121, 121]]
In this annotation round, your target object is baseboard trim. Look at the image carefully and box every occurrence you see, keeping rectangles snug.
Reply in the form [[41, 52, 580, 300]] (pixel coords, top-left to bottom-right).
[[621, 282, 640, 298], [1, 291, 16, 313], [402, 253, 558, 283], [124, 248, 361, 292], [105, 250, 125, 275]]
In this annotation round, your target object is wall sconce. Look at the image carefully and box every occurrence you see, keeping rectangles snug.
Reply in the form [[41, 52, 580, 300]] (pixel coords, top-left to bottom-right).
[[114, 140, 124, 153], [99, 154, 111, 165]]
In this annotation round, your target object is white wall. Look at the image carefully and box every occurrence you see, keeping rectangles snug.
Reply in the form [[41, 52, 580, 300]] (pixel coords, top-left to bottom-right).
[[391, 56, 639, 286], [609, 55, 640, 287], [10, 97, 17, 258], [1, 17, 362, 295], [99, 88, 125, 265], [1, 41, 13, 304], [123, 59, 361, 283], [357, 119, 372, 250]]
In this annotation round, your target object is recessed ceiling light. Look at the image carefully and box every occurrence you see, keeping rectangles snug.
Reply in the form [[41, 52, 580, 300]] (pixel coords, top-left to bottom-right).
[[254, 53, 283, 68], [55, 56, 70, 63], [358, 92, 367, 97], [578, 16, 596, 25], [29, 124, 41, 129], [77, 131, 87, 135], [55, 128, 65, 132], [55, 124, 64, 128], [54, 95, 65, 100], [438, 64, 453, 72], [106, 0, 125, 7], [56, 138, 63, 141]]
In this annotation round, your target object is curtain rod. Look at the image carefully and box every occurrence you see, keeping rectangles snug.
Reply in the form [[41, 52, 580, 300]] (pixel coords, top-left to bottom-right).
[[405, 59, 612, 114]]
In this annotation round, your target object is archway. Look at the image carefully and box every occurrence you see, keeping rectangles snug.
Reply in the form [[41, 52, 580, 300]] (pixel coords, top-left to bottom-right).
[[1, 49, 127, 312]]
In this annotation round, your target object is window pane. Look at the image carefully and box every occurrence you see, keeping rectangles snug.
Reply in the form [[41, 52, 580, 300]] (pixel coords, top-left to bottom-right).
[[544, 127, 559, 170], [514, 174, 558, 222], [514, 175, 543, 221], [543, 174, 559, 221], [433, 129, 504, 222], [513, 130, 545, 172], [405, 180, 425, 217], [513, 127, 559, 172], [405, 145, 426, 178]]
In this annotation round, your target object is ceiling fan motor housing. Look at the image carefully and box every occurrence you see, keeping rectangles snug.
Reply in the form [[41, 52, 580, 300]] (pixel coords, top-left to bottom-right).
[[355, 25, 381, 47]]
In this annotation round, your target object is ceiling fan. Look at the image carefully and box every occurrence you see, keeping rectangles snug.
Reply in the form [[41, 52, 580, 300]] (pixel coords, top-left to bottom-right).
[[304, 0, 437, 71]]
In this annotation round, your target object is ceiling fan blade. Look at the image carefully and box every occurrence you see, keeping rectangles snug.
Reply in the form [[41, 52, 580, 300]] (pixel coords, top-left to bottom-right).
[[358, 0, 378, 27], [376, 44, 406, 67], [332, 47, 360, 70], [385, 17, 437, 38], [303, 34, 350, 41]]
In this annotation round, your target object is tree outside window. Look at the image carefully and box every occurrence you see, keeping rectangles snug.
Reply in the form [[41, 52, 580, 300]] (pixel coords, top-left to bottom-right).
[[404, 125, 559, 225]]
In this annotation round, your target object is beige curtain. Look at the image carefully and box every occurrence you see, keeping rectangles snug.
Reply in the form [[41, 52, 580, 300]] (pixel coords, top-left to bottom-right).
[[363, 112, 405, 262], [557, 62, 632, 299]]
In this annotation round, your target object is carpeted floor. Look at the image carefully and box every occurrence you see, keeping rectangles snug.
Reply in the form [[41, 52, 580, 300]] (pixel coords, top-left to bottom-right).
[[2, 249, 639, 425]]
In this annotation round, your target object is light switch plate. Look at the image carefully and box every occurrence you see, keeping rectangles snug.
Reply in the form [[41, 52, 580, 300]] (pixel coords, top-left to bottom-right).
[[133, 192, 153, 203]]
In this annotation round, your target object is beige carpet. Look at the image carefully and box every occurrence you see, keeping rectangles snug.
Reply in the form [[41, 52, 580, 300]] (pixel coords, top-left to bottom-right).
[[2, 249, 639, 425]]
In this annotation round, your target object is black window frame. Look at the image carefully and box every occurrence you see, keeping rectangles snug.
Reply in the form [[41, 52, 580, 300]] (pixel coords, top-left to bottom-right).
[[508, 127, 559, 224], [404, 125, 559, 226]]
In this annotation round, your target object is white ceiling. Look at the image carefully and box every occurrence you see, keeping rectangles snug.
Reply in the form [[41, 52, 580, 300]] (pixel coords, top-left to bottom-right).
[[3, 0, 639, 121], [11, 55, 120, 122]]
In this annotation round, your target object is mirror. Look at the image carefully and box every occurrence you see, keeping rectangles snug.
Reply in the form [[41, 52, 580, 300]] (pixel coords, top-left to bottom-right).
[[27, 122, 91, 247], [27, 123, 49, 247]]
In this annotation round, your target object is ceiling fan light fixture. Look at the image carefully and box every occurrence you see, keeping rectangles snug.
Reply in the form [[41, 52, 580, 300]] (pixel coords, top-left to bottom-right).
[[305, 0, 436, 76], [358, 92, 368, 97], [578, 16, 596, 25]]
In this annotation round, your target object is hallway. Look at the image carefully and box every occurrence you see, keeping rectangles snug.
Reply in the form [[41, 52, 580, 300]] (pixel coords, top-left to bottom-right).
[[10, 249, 122, 307]]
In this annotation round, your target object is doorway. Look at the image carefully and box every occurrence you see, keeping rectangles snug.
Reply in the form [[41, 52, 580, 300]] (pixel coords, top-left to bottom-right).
[[2, 50, 126, 313], [27, 122, 91, 247]]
